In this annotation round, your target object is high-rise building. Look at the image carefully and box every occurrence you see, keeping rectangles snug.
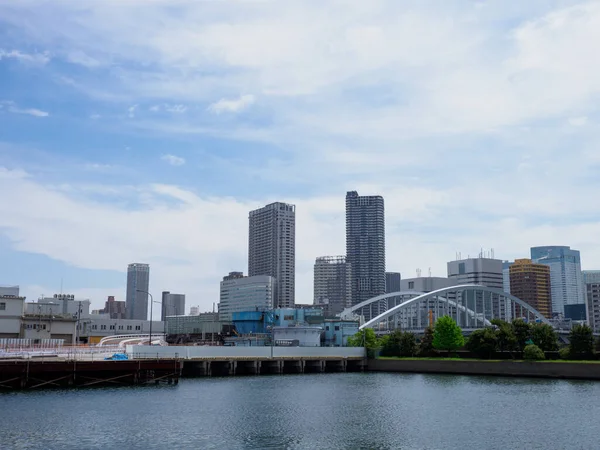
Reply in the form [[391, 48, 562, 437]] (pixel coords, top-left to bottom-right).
[[447, 257, 505, 319], [161, 292, 186, 320], [248, 202, 295, 308], [345, 191, 385, 317], [447, 257, 504, 289], [385, 272, 401, 294], [314, 256, 352, 316], [126, 263, 150, 320], [584, 271, 600, 331], [218, 272, 274, 323], [509, 259, 552, 319], [502, 261, 513, 294], [189, 306, 200, 316], [531, 246, 585, 318], [101, 296, 126, 319]]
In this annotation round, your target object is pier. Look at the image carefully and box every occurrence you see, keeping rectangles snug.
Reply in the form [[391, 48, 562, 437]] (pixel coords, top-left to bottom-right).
[[0, 359, 183, 390]]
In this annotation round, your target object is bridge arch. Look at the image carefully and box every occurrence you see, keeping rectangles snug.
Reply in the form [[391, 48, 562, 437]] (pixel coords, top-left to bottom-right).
[[355, 285, 552, 331]]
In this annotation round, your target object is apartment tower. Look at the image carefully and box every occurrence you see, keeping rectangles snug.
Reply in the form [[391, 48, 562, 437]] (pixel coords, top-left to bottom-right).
[[125, 263, 150, 320], [248, 202, 295, 308], [345, 191, 385, 317]]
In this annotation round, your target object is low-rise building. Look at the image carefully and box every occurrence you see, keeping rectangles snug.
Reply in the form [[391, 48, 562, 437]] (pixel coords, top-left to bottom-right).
[[0, 295, 26, 339], [323, 320, 360, 347], [400, 277, 457, 293], [165, 313, 221, 343], [218, 272, 274, 323], [79, 317, 164, 344], [100, 296, 127, 319]]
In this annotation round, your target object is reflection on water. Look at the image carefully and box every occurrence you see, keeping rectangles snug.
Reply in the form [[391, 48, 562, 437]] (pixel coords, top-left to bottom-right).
[[1, 372, 599, 449]]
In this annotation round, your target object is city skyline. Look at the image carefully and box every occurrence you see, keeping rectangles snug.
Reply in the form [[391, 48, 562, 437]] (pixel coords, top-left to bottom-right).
[[2, 2, 600, 312]]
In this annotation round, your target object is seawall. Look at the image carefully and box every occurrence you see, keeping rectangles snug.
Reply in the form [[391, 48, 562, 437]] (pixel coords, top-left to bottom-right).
[[368, 359, 600, 380]]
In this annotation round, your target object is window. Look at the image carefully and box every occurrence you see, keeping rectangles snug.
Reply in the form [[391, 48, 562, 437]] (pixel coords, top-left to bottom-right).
[[135, 325, 141, 331], [118, 325, 123, 330], [408, 281, 414, 289], [0, 302, 5, 310], [101, 325, 106, 330], [127, 325, 132, 331], [109, 325, 115, 330], [334, 326, 340, 331]]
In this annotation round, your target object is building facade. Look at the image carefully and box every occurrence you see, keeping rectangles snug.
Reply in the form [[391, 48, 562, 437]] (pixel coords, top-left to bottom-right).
[[584, 271, 600, 331], [79, 317, 164, 344], [509, 259, 552, 319], [248, 202, 295, 308], [502, 261, 513, 294], [218, 273, 274, 323], [26, 295, 91, 318], [401, 277, 458, 293], [345, 191, 386, 316], [447, 257, 504, 289], [531, 246, 585, 318], [101, 296, 126, 319], [161, 292, 186, 320], [126, 263, 150, 320], [447, 257, 505, 320], [385, 272, 401, 293], [314, 256, 352, 316], [0, 285, 19, 297]]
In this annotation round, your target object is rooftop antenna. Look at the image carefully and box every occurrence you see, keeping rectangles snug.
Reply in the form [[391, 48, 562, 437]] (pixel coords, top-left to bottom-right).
[[428, 267, 432, 277], [492, 248, 495, 259], [416, 268, 422, 278]]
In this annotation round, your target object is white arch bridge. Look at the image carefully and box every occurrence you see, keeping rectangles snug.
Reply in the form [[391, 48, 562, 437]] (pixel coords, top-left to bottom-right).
[[339, 285, 552, 333]]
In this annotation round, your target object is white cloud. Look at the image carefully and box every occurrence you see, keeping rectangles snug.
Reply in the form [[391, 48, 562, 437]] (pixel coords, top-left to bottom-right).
[[568, 116, 588, 127], [66, 50, 101, 68], [90, 113, 101, 119], [128, 104, 137, 118], [0, 101, 49, 117], [0, 48, 50, 65], [149, 105, 160, 112], [208, 94, 255, 114], [165, 104, 187, 113], [161, 154, 186, 166]]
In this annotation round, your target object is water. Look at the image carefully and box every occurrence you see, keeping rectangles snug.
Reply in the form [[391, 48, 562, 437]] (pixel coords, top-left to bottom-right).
[[1, 373, 599, 449]]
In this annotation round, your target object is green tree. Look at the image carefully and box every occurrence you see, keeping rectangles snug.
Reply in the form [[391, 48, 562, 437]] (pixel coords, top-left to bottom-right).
[[567, 324, 595, 359], [347, 329, 378, 349], [511, 319, 532, 351], [491, 319, 517, 355], [530, 323, 558, 352], [432, 316, 464, 356], [418, 326, 435, 357], [466, 328, 498, 359], [380, 331, 417, 357], [398, 331, 417, 357], [523, 344, 545, 361]]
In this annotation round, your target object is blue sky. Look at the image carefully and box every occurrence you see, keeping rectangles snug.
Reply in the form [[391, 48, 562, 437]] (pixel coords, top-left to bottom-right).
[[1, 0, 600, 313]]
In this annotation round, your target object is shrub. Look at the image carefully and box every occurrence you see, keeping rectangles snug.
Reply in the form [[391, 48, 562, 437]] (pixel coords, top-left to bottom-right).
[[523, 344, 545, 361], [559, 347, 570, 360]]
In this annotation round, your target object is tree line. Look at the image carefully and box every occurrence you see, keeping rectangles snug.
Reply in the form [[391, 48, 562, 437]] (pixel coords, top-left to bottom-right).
[[347, 316, 598, 361]]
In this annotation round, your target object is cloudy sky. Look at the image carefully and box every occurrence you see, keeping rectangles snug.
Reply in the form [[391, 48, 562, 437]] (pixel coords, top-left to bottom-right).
[[1, 0, 599, 314]]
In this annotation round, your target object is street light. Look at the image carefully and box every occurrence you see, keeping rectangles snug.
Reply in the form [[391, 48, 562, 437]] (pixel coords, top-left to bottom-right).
[[136, 289, 154, 346]]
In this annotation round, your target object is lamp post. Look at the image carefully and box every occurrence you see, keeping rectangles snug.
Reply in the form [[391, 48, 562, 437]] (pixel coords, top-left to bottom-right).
[[136, 289, 153, 346]]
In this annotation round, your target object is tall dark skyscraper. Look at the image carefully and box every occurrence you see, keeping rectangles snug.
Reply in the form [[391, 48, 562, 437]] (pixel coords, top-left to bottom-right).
[[248, 202, 296, 308], [385, 272, 401, 293], [345, 191, 385, 315], [126, 263, 150, 320]]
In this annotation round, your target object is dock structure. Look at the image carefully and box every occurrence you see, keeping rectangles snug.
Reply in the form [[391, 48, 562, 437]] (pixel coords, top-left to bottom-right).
[[0, 359, 183, 390], [128, 345, 366, 377]]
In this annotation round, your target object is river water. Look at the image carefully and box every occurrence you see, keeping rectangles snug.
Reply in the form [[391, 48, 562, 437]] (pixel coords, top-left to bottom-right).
[[1, 373, 598, 449]]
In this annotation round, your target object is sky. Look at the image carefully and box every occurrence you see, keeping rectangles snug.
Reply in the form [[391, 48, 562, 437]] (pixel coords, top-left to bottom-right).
[[1, 0, 600, 315]]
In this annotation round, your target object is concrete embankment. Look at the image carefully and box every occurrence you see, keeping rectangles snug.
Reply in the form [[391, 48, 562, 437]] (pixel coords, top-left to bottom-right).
[[368, 359, 600, 380]]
